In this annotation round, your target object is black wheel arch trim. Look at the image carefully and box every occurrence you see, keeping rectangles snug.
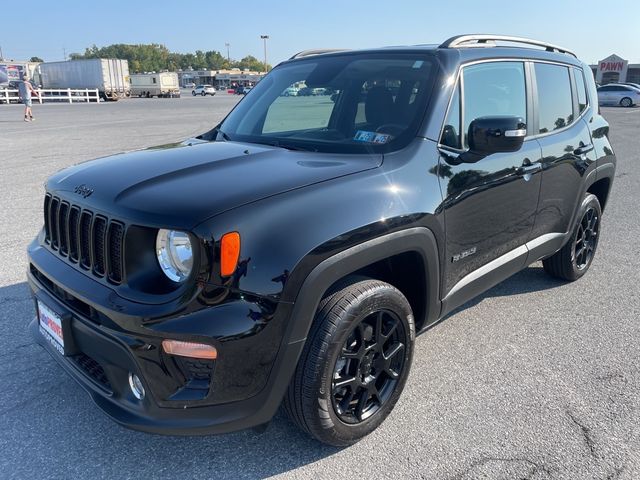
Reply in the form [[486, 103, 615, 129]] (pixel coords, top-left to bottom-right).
[[285, 227, 441, 344]]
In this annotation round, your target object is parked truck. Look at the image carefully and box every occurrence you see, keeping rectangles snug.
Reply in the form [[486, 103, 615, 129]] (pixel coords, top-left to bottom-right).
[[130, 72, 180, 98], [38, 59, 130, 101]]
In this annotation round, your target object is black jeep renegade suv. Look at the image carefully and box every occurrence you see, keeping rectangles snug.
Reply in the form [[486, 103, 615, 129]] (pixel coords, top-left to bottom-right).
[[28, 35, 615, 446]]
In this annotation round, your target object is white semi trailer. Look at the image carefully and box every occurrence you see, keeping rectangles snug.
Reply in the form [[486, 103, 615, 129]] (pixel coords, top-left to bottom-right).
[[130, 72, 180, 98], [38, 59, 130, 101]]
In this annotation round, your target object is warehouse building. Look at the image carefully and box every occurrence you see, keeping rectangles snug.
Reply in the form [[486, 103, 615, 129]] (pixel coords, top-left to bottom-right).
[[590, 54, 640, 85]]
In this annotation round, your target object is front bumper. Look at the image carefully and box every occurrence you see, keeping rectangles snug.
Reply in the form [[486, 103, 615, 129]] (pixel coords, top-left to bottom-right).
[[27, 242, 303, 435]]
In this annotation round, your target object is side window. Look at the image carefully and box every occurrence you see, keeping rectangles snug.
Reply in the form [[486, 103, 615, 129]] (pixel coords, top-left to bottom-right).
[[535, 63, 573, 134], [440, 84, 461, 149], [462, 62, 526, 148], [573, 68, 588, 113]]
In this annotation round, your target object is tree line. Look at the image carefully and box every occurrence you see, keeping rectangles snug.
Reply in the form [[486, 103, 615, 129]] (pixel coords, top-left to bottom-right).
[[67, 43, 270, 73]]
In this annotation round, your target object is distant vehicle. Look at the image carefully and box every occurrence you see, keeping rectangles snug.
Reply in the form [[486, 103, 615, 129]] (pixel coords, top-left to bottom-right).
[[619, 82, 640, 91], [281, 87, 299, 96], [192, 85, 215, 96], [297, 86, 312, 96], [184, 82, 196, 89], [0, 80, 22, 104], [235, 86, 252, 95], [597, 84, 640, 107], [39, 59, 130, 101], [130, 72, 180, 98]]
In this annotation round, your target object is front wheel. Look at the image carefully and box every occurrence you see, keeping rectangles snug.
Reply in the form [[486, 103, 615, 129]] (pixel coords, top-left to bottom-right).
[[543, 193, 602, 281], [620, 97, 633, 107], [283, 279, 415, 446]]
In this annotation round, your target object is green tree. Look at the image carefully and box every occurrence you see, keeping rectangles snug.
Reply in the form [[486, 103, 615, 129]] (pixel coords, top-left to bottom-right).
[[29, 56, 44, 62], [67, 43, 269, 73]]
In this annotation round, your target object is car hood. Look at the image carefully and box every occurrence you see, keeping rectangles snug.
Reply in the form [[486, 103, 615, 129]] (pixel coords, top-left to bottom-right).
[[46, 140, 382, 229]]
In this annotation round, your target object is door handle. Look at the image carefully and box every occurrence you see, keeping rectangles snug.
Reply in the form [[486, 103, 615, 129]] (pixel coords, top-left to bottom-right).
[[573, 144, 594, 156], [517, 161, 542, 175]]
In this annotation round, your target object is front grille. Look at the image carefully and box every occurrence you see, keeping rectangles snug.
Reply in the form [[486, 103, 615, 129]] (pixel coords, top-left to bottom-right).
[[72, 353, 112, 391], [43, 193, 125, 284]]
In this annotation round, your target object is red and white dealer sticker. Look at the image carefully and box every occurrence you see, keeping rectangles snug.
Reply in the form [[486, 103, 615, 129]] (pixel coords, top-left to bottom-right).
[[37, 300, 64, 355]]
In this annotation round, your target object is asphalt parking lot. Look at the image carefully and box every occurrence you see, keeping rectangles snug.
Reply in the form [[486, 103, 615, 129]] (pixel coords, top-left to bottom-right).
[[0, 96, 638, 479]]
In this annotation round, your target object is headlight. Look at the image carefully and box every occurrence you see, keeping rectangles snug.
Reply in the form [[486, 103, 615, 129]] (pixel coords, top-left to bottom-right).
[[156, 229, 193, 282]]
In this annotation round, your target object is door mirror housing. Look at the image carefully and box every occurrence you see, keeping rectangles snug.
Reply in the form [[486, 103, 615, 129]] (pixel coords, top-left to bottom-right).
[[468, 116, 526, 156]]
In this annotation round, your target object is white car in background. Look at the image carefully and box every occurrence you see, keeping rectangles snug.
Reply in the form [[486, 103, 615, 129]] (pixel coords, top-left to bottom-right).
[[192, 85, 216, 96], [597, 84, 640, 107]]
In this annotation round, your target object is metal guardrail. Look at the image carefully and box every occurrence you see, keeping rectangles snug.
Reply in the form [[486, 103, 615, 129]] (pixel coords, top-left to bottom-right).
[[0, 88, 101, 104]]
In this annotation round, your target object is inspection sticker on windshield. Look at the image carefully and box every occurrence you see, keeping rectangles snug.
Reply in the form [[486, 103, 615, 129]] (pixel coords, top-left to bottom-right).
[[354, 131, 392, 144]]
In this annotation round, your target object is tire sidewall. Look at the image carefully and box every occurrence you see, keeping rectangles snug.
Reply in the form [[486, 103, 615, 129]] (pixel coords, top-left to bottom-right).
[[620, 97, 632, 107], [314, 285, 415, 444]]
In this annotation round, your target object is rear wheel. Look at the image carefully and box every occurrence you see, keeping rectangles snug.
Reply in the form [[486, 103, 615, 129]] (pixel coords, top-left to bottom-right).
[[543, 193, 601, 281], [620, 97, 632, 107], [284, 279, 415, 446]]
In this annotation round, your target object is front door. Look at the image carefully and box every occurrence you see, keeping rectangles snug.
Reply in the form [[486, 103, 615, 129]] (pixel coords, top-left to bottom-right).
[[438, 61, 542, 296]]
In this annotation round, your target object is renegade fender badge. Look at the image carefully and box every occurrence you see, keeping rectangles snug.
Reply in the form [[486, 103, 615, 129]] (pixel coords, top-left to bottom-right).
[[452, 247, 476, 263]]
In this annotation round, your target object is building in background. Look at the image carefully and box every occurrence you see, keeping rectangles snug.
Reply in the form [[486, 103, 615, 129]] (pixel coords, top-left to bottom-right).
[[590, 54, 640, 85], [177, 68, 265, 89]]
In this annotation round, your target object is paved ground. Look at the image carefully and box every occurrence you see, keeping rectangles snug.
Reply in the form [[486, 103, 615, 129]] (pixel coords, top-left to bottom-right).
[[0, 97, 638, 479]]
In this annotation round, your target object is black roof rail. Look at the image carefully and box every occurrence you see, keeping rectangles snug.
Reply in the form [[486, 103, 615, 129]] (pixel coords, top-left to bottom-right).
[[289, 49, 350, 60], [439, 34, 577, 58]]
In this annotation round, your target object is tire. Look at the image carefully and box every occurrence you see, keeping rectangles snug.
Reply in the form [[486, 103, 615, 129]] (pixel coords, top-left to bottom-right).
[[201, 91, 206, 96], [191, 91, 196, 96], [542, 193, 602, 281], [283, 279, 415, 446], [620, 97, 632, 108]]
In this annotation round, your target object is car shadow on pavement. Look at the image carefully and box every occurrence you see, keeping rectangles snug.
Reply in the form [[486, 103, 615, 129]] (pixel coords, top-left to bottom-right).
[[440, 265, 566, 322], [0, 282, 339, 480]]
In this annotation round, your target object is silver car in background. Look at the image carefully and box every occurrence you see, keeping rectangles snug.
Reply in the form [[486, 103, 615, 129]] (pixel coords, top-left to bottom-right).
[[597, 84, 640, 107]]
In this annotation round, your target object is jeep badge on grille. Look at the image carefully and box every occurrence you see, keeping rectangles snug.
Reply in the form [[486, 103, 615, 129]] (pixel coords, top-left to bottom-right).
[[74, 184, 94, 198]]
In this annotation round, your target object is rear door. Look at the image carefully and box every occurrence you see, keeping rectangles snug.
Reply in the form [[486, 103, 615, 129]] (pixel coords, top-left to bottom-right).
[[529, 62, 597, 248], [438, 61, 542, 295]]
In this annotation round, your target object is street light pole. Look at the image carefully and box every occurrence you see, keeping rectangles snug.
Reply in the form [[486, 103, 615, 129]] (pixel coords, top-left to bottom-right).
[[260, 35, 269, 72], [225, 42, 230, 62]]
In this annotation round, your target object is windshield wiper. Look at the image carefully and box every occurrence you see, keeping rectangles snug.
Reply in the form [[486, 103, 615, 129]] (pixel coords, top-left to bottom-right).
[[263, 140, 316, 152]]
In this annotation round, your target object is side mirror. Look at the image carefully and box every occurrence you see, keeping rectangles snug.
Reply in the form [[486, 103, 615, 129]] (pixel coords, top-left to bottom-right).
[[468, 116, 526, 155]]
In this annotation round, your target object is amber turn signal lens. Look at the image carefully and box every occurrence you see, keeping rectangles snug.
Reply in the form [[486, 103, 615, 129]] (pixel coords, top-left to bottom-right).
[[220, 231, 241, 276], [162, 339, 218, 359]]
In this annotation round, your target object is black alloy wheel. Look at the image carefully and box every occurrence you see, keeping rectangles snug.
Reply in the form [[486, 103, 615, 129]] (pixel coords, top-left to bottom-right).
[[284, 279, 415, 446], [543, 193, 602, 281], [331, 309, 406, 423], [573, 206, 599, 270]]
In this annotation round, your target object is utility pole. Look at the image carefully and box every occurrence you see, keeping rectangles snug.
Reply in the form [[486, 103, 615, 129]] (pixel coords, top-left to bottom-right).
[[260, 35, 269, 72], [63, 47, 67, 61], [0, 45, 4, 61], [225, 43, 230, 63]]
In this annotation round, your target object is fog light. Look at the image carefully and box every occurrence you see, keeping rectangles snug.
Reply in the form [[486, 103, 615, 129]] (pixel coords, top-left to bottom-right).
[[128, 372, 145, 400]]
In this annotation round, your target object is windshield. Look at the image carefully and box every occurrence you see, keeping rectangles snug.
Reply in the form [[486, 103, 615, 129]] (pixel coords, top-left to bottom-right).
[[219, 53, 437, 153]]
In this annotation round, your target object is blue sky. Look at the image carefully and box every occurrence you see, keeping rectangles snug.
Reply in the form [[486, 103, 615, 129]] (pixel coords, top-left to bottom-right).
[[2, 0, 638, 65]]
